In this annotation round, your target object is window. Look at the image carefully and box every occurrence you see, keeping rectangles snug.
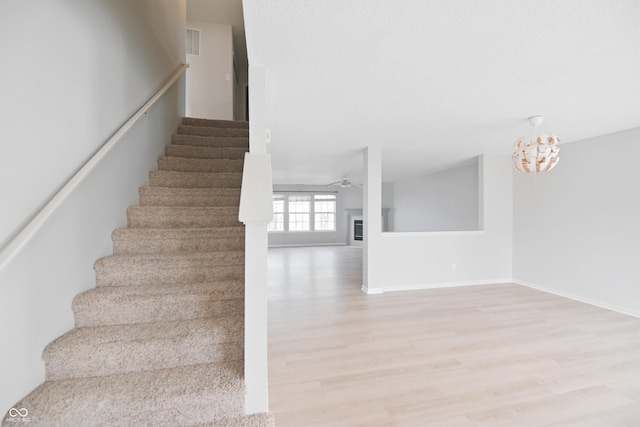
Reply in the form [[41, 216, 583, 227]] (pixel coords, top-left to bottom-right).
[[269, 194, 285, 231], [268, 193, 337, 232], [314, 195, 336, 230], [288, 195, 311, 231]]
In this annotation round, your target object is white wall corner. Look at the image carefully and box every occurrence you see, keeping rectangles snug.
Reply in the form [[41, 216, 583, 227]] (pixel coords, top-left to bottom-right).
[[361, 285, 384, 295], [477, 154, 486, 231], [514, 279, 640, 319], [363, 145, 383, 291]]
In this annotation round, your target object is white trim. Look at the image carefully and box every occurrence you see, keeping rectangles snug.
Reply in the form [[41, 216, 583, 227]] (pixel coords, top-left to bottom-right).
[[0, 63, 189, 274], [268, 243, 347, 248], [514, 279, 640, 319], [267, 230, 338, 234], [361, 285, 384, 295], [378, 279, 512, 293], [381, 230, 485, 237]]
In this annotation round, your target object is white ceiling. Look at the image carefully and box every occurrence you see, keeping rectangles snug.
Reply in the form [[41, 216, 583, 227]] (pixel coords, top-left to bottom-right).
[[242, 0, 640, 185]]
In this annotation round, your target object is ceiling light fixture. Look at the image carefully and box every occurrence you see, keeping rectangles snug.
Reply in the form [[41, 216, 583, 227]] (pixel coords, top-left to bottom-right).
[[512, 116, 560, 174], [327, 178, 362, 189]]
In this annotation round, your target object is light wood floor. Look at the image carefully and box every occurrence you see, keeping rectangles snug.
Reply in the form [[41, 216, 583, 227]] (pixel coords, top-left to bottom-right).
[[267, 246, 640, 426]]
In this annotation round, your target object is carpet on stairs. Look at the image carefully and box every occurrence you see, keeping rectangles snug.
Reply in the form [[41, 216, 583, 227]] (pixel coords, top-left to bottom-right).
[[3, 118, 274, 427]]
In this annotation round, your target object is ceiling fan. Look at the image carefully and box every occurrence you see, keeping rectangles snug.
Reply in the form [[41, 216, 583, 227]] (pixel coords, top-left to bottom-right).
[[327, 178, 362, 189]]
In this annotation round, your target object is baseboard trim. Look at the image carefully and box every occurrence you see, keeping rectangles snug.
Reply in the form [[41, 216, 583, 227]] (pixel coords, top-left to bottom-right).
[[361, 285, 384, 295], [514, 279, 640, 319], [379, 279, 512, 293], [268, 243, 347, 248]]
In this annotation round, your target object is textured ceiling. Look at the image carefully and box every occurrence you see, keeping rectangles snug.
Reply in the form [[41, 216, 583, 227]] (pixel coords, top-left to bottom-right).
[[243, 0, 640, 185]]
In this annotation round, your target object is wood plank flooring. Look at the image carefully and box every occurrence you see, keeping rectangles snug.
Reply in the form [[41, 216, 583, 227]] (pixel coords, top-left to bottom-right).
[[267, 246, 640, 426]]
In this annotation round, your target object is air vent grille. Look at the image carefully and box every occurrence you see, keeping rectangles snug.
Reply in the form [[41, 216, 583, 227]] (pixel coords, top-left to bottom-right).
[[186, 29, 200, 55]]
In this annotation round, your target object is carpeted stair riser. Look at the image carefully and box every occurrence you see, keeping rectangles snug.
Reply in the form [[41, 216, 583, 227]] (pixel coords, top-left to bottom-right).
[[178, 125, 249, 138], [112, 227, 244, 254], [158, 156, 244, 173], [127, 206, 240, 228], [12, 363, 246, 427], [166, 144, 248, 159], [44, 316, 243, 380], [94, 252, 244, 287], [5, 118, 276, 427], [172, 133, 249, 148], [73, 281, 244, 327], [139, 187, 241, 207], [192, 413, 275, 427], [182, 117, 249, 129], [149, 170, 242, 188]]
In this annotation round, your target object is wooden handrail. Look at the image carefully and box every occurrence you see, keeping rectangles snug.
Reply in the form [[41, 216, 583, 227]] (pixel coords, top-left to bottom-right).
[[0, 63, 189, 273]]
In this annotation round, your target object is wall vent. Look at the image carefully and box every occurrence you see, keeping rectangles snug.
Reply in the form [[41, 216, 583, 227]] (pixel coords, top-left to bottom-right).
[[186, 28, 200, 55]]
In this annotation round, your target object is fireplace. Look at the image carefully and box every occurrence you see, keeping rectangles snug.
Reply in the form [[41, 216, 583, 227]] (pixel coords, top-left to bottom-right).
[[348, 214, 364, 246], [354, 220, 363, 241]]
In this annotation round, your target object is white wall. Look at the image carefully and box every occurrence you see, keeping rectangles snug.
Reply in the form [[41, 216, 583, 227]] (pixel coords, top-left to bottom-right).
[[186, 21, 234, 120], [364, 152, 512, 293], [343, 185, 364, 211], [391, 162, 479, 232], [0, 0, 186, 414], [513, 128, 640, 317], [381, 183, 395, 231]]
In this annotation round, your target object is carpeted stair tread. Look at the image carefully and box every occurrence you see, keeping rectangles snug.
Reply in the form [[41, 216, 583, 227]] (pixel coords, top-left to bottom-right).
[[127, 205, 241, 228], [172, 134, 249, 148], [183, 117, 249, 129], [158, 156, 244, 173], [94, 251, 244, 287], [112, 227, 244, 254], [44, 316, 243, 380], [7, 117, 275, 425], [139, 187, 241, 207], [178, 125, 249, 138], [12, 362, 245, 427], [192, 413, 275, 427], [138, 187, 240, 207], [166, 144, 247, 159], [149, 170, 242, 188], [73, 281, 244, 326]]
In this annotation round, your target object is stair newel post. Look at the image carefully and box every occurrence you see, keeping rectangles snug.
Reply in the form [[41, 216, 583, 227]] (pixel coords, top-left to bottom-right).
[[239, 154, 273, 415], [240, 65, 272, 415]]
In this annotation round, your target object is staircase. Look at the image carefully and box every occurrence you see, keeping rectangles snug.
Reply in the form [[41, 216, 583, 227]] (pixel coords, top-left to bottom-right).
[[5, 118, 274, 427]]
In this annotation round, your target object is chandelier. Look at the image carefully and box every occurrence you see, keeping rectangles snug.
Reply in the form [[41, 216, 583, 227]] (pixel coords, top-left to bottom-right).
[[512, 116, 560, 174]]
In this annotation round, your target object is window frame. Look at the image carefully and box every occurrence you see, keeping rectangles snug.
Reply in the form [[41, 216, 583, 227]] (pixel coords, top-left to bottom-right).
[[268, 192, 337, 233]]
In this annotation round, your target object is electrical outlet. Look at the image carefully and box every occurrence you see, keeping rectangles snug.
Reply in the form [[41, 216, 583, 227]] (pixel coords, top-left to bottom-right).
[[451, 263, 457, 271]]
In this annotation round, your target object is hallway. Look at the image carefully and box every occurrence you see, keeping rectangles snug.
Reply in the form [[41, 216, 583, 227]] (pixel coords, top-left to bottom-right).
[[267, 246, 640, 426]]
